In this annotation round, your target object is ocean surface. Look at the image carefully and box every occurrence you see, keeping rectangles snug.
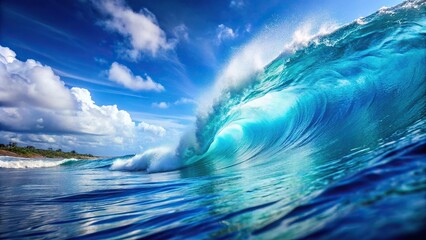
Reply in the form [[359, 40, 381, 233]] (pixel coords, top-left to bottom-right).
[[1, 1, 425, 239]]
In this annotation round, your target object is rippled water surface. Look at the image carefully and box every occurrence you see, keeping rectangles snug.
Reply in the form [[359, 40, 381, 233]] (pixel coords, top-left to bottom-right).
[[1, 133, 425, 239]]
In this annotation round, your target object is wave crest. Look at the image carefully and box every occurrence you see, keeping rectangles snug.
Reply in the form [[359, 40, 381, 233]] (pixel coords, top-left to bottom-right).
[[110, 147, 179, 173], [0, 157, 79, 169]]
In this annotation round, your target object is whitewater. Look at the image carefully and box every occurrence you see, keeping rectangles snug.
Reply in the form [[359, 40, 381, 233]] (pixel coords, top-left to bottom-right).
[[1, 1, 425, 239]]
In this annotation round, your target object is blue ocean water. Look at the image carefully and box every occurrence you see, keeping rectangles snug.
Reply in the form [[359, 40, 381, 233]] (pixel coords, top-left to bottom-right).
[[1, 1, 425, 239]]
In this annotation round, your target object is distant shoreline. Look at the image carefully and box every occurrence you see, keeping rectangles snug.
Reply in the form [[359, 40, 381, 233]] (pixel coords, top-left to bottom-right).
[[0, 144, 98, 159]]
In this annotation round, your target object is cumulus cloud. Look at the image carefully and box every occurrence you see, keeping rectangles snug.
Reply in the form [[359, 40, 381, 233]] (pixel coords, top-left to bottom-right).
[[0, 46, 16, 63], [95, 0, 173, 59], [137, 122, 166, 136], [217, 24, 236, 42], [108, 62, 164, 92], [0, 46, 75, 110], [0, 45, 168, 155], [152, 102, 169, 109]]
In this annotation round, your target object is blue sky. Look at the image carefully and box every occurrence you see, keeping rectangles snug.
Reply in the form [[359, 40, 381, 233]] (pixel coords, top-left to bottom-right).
[[0, 0, 402, 156]]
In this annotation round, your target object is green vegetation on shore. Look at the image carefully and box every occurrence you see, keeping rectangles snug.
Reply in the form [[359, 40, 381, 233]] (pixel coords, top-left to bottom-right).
[[0, 142, 95, 159]]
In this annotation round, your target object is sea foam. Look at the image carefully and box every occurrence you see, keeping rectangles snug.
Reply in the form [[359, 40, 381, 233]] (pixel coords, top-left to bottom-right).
[[0, 156, 78, 169], [110, 147, 180, 173]]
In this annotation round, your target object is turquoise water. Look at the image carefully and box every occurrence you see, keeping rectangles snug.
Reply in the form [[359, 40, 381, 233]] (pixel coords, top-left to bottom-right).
[[1, 1, 425, 239]]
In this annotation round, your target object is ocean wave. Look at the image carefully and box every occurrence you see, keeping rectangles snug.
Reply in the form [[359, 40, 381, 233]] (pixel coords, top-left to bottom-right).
[[110, 147, 180, 173], [0, 157, 79, 169], [1, 2, 425, 239], [108, 0, 425, 173], [179, 0, 426, 170]]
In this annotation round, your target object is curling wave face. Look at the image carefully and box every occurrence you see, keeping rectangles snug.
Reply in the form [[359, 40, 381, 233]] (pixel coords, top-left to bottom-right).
[[179, 0, 426, 172]]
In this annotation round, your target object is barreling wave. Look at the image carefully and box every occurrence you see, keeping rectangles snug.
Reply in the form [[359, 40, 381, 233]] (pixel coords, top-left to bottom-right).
[[2, 2, 423, 174], [177, 0, 426, 170], [112, 0, 425, 173]]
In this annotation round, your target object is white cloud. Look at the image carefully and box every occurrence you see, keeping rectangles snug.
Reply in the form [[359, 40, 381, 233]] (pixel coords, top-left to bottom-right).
[[245, 23, 252, 33], [217, 24, 236, 42], [173, 24, 189, 41], [230, 0, 244, 8], [0, 45, 169, 156], [95, 0, 173, 59], [152, 98, 196, 110], [152, 102, 169, 109], [137, 122, 166, 136], [0, 46, 16, 63], [0, 46, 75, 110], [94, 57, 108, 65], [108, 62, 164, 92], [174, 97, 196, 105]]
